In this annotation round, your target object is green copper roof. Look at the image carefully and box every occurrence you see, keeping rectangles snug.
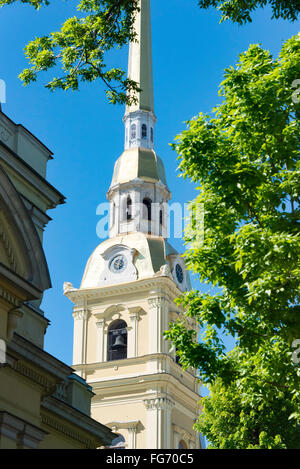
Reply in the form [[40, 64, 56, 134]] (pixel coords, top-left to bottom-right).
[[110, 148, 168, 187]]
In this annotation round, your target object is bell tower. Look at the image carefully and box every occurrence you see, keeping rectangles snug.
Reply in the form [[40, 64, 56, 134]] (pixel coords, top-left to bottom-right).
[[65, 0, 201, 449]]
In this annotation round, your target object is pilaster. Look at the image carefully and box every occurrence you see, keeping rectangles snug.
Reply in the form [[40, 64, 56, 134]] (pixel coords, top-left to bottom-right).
[[143, 396, 174, 449], [128, 308, 140, 358], [95, 319, 105, 363], [148, 293, 168, 354], [72, 308, 89, 374]]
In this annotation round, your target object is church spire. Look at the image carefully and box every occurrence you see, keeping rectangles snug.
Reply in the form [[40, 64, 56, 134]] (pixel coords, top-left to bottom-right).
[[126, 0, 154, 114], [124, 0, 156, 151]]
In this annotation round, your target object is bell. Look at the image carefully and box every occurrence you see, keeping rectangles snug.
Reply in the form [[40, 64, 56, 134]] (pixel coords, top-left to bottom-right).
[[112, 334, 126, 349]]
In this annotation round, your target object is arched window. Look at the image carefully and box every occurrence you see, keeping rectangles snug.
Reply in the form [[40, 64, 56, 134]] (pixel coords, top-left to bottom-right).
[[111, 202, 116, 226], [126, 196, 132, 220], [178, 440, 188, 449], [106, 434, 126, 449], [143, 198, 152, 221], [151, 127, 154, 142], [159, 209, 163, 225], [142, 124, 147, 139], [131, 123, 136, 140], [107, 319, 127, 362]]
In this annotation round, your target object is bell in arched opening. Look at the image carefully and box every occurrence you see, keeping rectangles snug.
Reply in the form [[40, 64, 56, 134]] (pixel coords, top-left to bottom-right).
[[107, 319, 128, 361], [112, 333, 126, 349]]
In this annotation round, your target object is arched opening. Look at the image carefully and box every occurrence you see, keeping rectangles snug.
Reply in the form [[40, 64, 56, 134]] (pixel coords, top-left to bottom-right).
[[151, 127, 154, 142], [106, 434, 126, 449], [159, 209, 163, 236], [143, 198, 152, 221], [126, 195, 132, 221], [178, 440, 188, 449], [107, 319, 127, 362], [131, 123, 136, 140], [159, 209, 163, 225], [111, 202, 115, 226], [142, 124, 147, 139]]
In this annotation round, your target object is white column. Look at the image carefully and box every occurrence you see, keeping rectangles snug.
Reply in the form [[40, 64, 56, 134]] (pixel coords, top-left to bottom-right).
[[96, 319, 105, 362], [127, 427, 137, 449], [72, 309, 88, 374]]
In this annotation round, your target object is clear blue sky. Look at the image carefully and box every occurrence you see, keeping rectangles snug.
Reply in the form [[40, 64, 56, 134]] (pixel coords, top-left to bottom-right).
[[0, 1, 298, 365]]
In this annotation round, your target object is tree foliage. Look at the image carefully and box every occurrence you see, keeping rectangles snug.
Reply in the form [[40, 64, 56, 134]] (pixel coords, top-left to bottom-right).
[[0, 0, 140, 104], [165, 34, 300, 448], [198, 342, 300, 449], [198, 0, 300, 24]]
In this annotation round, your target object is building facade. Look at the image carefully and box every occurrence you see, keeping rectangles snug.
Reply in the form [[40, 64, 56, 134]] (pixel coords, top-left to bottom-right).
[[0, 105, 115, 449], [65, 0, 202, 449]]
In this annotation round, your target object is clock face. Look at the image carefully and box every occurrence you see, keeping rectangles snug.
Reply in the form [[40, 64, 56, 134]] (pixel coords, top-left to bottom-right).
[[109, 254, 127, 273], [175, 264, 184, 284]]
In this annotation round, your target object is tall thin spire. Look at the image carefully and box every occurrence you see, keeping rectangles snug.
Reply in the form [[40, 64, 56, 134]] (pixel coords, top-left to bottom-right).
[[124, 0, 156, 151], [126, 0, 154, 114]]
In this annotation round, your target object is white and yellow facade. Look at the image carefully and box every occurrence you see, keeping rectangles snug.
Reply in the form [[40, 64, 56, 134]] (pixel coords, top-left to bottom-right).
[[65, 0, 202, 449]]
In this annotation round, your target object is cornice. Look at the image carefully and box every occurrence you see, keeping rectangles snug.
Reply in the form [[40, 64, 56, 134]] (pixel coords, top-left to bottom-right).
[[8, 334, 74, 382], [85, 366, 200, 404], [106, 420, 141, 431], [41, 396, 115, 446], [40, 411, 95, 448], [0, 140, 65, 207], [0, 284, 21, 308], [10, 359, 54, 394], [75, 352, 195, 377], [65, 275, 183, 305]]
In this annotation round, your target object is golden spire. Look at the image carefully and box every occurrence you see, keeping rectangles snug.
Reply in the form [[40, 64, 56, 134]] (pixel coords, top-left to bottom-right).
[[125, 0, 154, 115]]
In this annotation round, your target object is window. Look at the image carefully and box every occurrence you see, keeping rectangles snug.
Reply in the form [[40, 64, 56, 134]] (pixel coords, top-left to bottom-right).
[[142, 124, 147, 139], [178, 440, 188, 449], [131, 123, 136, 140], [143, 198, 152, 221], [151, 127, 154, 142], [126, 196, 132, 220], [159, 209, 163, 225], [111, 202, 116, 226], [107, 320, 127, 361]]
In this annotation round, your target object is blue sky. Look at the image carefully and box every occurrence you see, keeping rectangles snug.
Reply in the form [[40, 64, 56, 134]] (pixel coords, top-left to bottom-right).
[[0, 0, 299, 365]]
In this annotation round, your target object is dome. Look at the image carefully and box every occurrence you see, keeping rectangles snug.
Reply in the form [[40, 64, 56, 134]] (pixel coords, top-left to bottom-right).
[[110, 148, 168, 188], [80, 233, 190, 291]]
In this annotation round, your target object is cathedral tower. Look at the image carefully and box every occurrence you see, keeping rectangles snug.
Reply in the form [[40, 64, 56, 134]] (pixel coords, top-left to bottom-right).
[[65, 0, 201, 449]]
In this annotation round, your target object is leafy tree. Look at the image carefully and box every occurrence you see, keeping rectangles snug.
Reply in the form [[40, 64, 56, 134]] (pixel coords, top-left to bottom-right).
[[198, 0, 300, 24], [198, 342, 300, 449], [165, 34, 300, 448], [0, 0, 140, 104]]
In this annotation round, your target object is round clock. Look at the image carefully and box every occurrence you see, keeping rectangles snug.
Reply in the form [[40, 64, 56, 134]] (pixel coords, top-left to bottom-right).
[[175, 264, 184, 284], [109, 254, 127, 273]]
